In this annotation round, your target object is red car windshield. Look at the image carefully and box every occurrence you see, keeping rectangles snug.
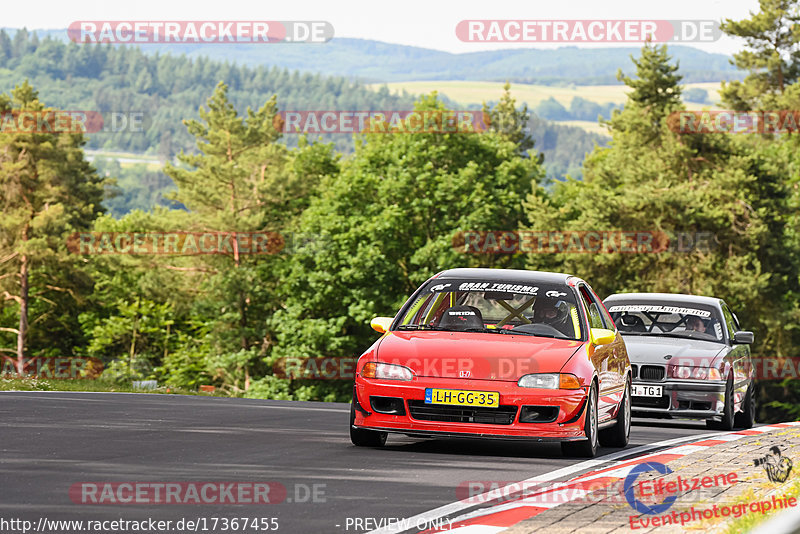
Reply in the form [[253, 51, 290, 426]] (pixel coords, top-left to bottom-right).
[[395, 279, 582, 340]]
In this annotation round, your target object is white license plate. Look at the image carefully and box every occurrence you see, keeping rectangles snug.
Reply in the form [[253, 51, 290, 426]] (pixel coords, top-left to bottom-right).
[[633, 385, 663, 397]]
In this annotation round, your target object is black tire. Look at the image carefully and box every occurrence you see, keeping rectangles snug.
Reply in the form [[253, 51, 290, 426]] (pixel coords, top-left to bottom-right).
[[349, 398, 387, 447], [734, 382, 756, 429], [706, 375, 735, 431], [562, 384, 598, 458], [600, 379, 631, 448]]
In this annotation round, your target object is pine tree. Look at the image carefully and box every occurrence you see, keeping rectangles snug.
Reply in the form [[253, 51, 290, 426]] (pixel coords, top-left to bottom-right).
[[719, 0, 800, 109], [0, 81, 105, 369], [482, 82, 537, 157], [161, 83, 326, 392], [617, 44, 683, 122], [526, 45, 798, 400]]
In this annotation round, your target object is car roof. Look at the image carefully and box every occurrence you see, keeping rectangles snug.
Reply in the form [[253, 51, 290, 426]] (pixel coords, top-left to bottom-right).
[[435, 268, 578, 285], [604, 292, 724, 308]]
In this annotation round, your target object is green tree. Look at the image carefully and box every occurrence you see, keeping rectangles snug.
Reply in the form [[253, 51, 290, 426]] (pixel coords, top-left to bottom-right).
[[719, 0, 800, 109], [263, 94, 544, 401], [482, 82, 536, 156], [0, 81, 105, 368], [160, 83, 329, 392], [534, 97, 570, 121], [77, 208, 195, 381], [717, 1, 800, 420], [617, 44, 683, 124], [526, 45, 799, 422]]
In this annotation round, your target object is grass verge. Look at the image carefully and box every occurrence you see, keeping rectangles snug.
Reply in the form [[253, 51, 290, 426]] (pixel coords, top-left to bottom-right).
[[0, 377, 219, 396]]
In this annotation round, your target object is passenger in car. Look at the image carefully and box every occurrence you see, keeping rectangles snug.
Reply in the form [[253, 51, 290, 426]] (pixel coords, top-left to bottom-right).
[[686, 315, 707, 333]]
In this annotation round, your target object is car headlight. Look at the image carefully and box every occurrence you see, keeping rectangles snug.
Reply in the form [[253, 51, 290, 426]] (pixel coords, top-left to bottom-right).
[[361, 362, 415, 381], [671, 366, 722, 380], [518, 373, 582, 389]]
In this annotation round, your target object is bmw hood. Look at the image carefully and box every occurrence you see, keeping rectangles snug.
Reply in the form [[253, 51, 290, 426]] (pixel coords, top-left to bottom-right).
[[620, 335, 726, 367]]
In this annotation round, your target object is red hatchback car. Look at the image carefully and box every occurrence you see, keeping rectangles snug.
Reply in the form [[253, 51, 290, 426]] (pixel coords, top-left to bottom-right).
[[350, 268, 631, 457]]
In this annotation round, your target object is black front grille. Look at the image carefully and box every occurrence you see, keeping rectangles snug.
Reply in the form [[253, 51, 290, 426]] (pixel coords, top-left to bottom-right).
[[632, 395, 670, 409], [370, 396, 406, 415], [408, 400, 518, 425], [640, 365, 665, 381], [632, 365, 638, 379], [519, 405, 559, 423], [679, 400, 712, 411]]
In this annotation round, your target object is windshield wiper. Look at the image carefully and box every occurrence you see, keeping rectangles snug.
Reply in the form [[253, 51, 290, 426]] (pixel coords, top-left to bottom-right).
[[513, 332, 561, 339], [464, 328, 564, 339], [460, 327, 510, 334], [621, 331, 720, 341], [397, 325, 563, 338]]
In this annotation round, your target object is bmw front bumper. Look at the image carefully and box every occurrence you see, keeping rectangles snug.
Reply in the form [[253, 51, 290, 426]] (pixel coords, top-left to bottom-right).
[[631, 379, 727, 419]]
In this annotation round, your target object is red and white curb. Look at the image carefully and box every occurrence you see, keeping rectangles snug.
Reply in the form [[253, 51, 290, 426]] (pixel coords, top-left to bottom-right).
[[369, 422, 800, 534]]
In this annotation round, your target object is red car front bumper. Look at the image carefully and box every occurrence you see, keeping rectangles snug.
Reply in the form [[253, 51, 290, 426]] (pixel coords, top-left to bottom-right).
[[353, 376, 589, 441]]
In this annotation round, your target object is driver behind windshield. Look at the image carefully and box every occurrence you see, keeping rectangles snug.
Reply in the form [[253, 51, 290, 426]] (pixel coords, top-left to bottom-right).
[[533, 299, 570, 335], [685, 315, 707, 333]]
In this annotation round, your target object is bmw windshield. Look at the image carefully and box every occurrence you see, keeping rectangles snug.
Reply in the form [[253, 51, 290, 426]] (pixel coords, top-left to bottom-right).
[[608, 302, 725, 343]]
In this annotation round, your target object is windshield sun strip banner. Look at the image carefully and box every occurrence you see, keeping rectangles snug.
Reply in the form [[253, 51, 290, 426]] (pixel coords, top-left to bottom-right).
[[608, 305, 711, 317]]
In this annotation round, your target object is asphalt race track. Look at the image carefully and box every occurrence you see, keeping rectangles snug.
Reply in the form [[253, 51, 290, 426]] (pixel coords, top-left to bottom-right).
[[0, 392, 722, 534]]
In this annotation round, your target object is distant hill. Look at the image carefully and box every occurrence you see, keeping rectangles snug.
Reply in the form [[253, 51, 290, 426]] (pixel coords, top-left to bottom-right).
[[4, 28, 742, 85], [0, 29, 607, 215]]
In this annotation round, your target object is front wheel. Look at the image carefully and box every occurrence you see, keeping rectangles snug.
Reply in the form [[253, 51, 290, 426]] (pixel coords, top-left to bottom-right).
[[734, 382, 756, 429], [706, 376, 735, 431], [600, 379, 631, 448], [349, 398, 387, 447], [562, 385, 598, 458]]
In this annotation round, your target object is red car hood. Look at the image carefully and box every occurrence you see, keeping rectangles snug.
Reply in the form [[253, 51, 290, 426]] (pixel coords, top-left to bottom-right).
[[375, 331, 584, 381]]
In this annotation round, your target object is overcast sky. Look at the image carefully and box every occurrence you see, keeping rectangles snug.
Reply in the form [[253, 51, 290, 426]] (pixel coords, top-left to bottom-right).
[[12, 0, 761, 55]]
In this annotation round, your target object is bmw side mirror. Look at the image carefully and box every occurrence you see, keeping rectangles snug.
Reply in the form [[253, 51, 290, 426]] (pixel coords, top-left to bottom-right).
[[733, 331, 754, 344]]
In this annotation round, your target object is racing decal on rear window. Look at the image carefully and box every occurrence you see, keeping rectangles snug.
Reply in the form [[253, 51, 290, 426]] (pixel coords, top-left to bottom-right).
[[429, 283, 451, 292], [608, 305, 711, 317], [457, 282, 539, 295]]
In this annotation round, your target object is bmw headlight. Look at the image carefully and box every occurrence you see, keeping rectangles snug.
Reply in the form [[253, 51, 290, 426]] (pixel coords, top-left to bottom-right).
[[671, 366, 722, 380]]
